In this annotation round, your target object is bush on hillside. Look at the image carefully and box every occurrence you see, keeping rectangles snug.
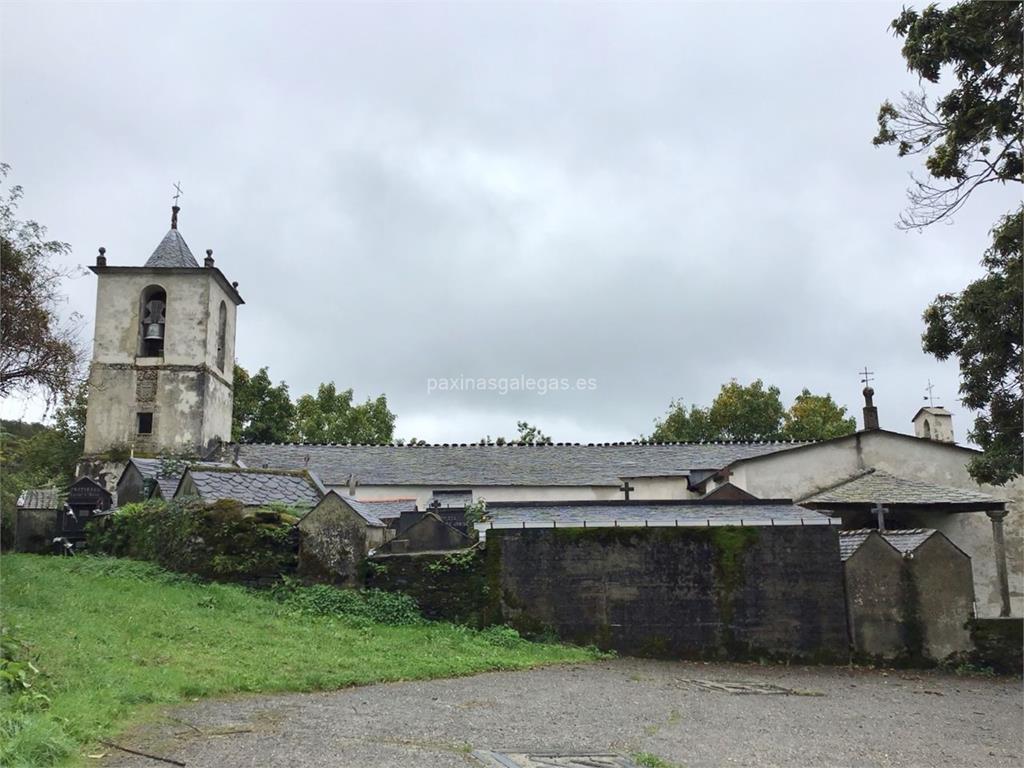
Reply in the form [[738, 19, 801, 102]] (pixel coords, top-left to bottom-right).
[[87, 498, 299, 581], [268, 577, 422, 625]]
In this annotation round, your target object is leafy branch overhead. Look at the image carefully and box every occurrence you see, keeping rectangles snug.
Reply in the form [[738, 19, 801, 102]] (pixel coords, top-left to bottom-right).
[[0, 164, 85, 407], [873, 2, 1022, 229], [874, 1, 1022, 484]]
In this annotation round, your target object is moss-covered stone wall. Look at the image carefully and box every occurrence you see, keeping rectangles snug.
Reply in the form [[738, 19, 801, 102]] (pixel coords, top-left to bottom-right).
[[491, 526, 849, 662]]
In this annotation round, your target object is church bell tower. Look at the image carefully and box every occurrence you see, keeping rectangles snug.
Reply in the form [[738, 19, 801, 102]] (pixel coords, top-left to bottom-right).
[[82, 203, 244, 459]]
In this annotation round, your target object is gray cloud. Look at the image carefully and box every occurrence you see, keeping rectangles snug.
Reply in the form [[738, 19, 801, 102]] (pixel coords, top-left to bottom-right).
[[3, 2, 1016, 443]]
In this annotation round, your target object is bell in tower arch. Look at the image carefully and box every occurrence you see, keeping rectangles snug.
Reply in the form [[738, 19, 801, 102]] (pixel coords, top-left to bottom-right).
[[143, 296, 165, 340], [139, 287, 167, 357]]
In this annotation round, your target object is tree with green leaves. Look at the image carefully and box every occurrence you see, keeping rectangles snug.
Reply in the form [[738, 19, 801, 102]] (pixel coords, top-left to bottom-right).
[[650, 400, 718, 442], [515, 421, 552, 445], [292, 382, 396, 444], [873, 1, 1021, 228], [708, 379, 785, 441], [0, 164, 84, 407], [782, 389, 857, 441], [231, 365, 296, 443], [922, 209, 1022, 484], [875, 1, 1022, 484]]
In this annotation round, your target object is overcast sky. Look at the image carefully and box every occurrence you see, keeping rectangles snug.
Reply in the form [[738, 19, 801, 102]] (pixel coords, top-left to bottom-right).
[[1, 2, 1016, 443]]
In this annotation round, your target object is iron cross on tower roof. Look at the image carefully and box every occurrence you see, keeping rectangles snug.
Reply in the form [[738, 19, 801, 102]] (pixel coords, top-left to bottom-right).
[[924, 379, 937, 406], [172, 181, 183, 205], [859, 366, 874, 387]]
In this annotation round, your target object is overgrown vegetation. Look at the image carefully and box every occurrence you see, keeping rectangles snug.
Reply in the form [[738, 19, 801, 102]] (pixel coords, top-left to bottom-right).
[[87, 498, 299, 581], [268, 577, 422, 624], [0, 555, 600, 767]]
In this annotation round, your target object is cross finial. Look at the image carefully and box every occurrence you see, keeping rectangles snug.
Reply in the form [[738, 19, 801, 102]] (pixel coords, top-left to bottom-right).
[[619, 479, 635, 501], [172, 181, 183, 205], [872, 502, 890, 532], [859, 366, 874, 387], [924, 379, 936, 407]]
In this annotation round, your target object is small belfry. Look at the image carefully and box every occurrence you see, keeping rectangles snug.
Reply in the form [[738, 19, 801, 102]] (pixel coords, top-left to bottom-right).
[[82, 193, 244, 460]]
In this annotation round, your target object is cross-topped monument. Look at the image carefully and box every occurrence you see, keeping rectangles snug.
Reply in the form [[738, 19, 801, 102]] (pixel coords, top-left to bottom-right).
[[871, 502, 890, 531], [619, 480, 635, 501]]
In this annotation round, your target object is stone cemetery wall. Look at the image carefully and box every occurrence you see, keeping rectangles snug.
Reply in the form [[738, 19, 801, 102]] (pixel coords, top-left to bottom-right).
[[366, 548, 498, 627], [489, 526, 849, 661]]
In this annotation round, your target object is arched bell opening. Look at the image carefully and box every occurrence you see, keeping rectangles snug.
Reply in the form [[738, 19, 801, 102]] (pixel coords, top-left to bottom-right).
[[215, 300, 227, 371], [138, 285, 167, 357]]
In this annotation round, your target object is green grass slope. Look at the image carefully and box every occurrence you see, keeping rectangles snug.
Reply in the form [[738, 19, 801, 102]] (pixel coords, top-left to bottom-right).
[[1, 555, 599, 766]]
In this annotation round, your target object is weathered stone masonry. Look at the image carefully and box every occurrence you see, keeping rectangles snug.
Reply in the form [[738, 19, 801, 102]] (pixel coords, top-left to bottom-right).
[[489, 526, 849, 660]]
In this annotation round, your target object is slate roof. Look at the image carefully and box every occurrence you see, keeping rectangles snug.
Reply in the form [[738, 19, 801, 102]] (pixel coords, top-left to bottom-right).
[[17, 488, 62, 510], [145, 229, 200, 268], [228, 442, 811, 487], [839, 529, 941, 561], [802, 469, 1003, 508], [339, 495, 416, 527], [128, 458, 228, 500], [479, 500, 834, 530], [182, 467, 323, 507]]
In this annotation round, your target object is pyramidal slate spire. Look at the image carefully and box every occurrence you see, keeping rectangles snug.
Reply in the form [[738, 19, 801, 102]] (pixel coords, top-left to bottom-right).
[[144, 205, 200, 268]]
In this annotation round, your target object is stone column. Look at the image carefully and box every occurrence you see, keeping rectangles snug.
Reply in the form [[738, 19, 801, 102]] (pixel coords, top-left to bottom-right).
[[987, 509, 1012, 617]]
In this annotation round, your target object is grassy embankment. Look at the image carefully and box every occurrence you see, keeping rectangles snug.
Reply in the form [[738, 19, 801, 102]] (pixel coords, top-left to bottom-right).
[[1, 554, 600, 767]]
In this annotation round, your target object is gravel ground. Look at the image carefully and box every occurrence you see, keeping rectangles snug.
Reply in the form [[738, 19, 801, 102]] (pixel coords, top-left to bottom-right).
[[103, 659, 1022, 768]]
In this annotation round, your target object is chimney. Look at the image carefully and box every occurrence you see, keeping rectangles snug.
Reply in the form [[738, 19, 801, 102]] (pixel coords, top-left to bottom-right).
[[862, 386, 879, 431]]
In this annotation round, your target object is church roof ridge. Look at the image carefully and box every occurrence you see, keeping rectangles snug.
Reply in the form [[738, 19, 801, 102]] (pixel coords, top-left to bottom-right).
[[230, 439, 815, 449]]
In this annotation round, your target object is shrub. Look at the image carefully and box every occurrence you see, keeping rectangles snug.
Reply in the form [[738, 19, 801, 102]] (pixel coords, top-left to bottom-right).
[[87, 498, 298, 581], [269, 578, 423, 625]]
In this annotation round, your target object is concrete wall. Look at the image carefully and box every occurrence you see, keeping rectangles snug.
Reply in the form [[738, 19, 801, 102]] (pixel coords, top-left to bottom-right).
[[297, 494, 379, 584], [84, 269, 237, 457], [844, 534, 907, 659], [14, 509, 59, 553], [490, 526, 848, 661], [722, 431, 1022, 618], [911, 534, 975, 660]]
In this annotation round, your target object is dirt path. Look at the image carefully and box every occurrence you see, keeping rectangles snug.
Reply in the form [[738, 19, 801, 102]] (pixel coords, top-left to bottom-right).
[[103, 659, 1022, 767]]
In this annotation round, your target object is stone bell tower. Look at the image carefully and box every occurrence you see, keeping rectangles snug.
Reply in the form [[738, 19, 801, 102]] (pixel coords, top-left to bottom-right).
[[82, 204, 244, 461]]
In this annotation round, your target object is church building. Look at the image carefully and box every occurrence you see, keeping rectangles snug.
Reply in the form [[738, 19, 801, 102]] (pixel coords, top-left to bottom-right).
[[74, 205, 1021, 622]]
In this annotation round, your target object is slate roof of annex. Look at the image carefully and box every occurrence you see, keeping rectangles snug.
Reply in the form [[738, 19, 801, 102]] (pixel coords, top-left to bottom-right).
[[145, 229, 200, 268], [839, 529, 940, 560], [182, 467, 322, 507], [481, 500, 834, 528], [341, 495, 416, 527], [17, 488, 62, 510], [227, 441, 811, 487], [129, 458, 229, 500], [802, 469, 1003, 507]]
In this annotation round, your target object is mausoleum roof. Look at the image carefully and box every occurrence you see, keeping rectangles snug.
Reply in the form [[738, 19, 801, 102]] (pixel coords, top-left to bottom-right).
[[479, 500, 833, 530], [180, 467, 323, 507], [226, 441, 811, 487], [839, 528, 947, 561], [802, 469, 1004, 509], [17, 487, 62, 510]]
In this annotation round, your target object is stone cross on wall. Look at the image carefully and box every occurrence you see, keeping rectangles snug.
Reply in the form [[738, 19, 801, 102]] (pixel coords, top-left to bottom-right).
[[619, 480, 635, 501], [872, 502, 890, 531]]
